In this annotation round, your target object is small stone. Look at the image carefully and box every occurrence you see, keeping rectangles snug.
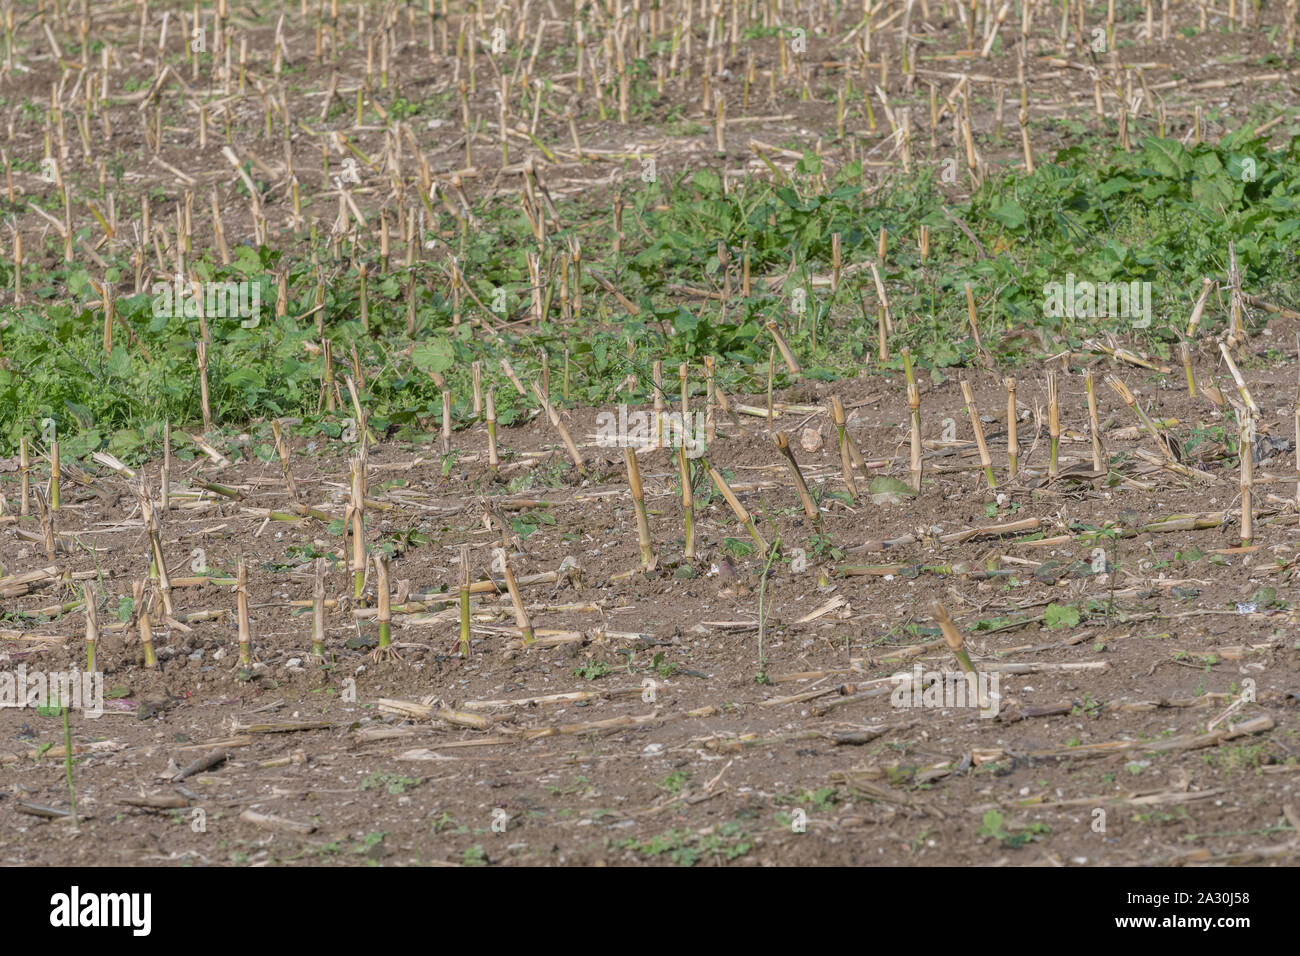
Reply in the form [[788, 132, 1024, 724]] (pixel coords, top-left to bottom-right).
[[800, 427, 823, 453]]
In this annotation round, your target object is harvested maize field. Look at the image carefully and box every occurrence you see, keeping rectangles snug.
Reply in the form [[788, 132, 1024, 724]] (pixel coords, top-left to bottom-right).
[[2, 0, 1300, 871]]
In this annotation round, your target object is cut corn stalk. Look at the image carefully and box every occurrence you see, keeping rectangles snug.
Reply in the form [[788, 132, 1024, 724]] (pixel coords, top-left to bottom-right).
[[707, 462, 769, 557]]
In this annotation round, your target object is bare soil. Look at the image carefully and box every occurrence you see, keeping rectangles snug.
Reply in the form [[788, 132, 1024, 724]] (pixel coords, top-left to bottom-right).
[[4, 345, 1300, 867]]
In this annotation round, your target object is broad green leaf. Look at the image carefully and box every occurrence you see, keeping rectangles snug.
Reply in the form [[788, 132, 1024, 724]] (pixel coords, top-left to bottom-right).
[[1140, 137, 1190, 178], [869, 476, 915, 505], [411, 338, 454, 375]]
